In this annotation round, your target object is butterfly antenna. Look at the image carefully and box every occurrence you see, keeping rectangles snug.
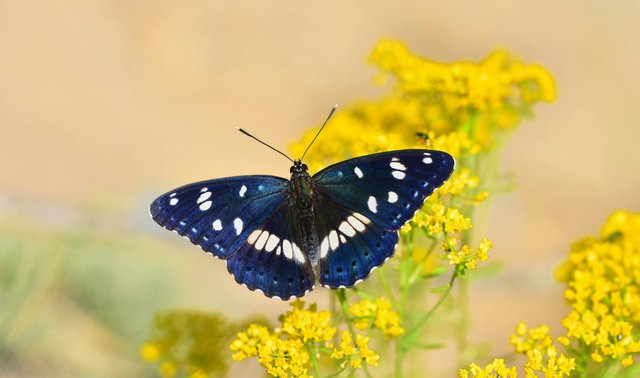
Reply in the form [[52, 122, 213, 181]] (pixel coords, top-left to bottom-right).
[[300, 104, 338, 161], [236, 127, 295, 163]]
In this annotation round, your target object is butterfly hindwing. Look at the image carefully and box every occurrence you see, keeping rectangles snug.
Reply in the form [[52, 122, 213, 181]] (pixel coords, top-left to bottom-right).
[[313, 198, 399, 288], [313, 149, 455, 230], [226, 204, 316, 299], [150, 176, 288, 259]]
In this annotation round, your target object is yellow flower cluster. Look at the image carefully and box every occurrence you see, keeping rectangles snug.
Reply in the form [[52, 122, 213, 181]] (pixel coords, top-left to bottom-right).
[[139, 310, 236, 378], [405, 201, 472, 236], [458, 358, 518, 378], [524, 345, 575, 378], [554, 210, 640, 368], [230, 301, 378, 377], [446, 237, 491, 270], [331, 331, 380, 368], [348, 297, 404, 338], [509, 322, 575, 377], [509, 322, 554, 357], [370, 39, 556, 138]]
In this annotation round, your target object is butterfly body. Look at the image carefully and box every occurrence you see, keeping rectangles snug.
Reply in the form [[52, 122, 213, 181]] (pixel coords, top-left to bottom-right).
[[151, 149, 454, 300]]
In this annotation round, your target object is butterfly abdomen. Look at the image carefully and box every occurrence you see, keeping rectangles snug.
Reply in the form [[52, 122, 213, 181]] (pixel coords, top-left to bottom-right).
[[290, 170, 320, 265]]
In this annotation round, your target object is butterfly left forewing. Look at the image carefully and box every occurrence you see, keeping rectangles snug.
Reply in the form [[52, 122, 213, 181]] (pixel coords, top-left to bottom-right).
[[150, 175, 289, 259]]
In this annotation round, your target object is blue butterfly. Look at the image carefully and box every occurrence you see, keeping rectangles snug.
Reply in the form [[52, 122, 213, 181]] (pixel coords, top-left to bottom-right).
[[150, 108, 455, 300]]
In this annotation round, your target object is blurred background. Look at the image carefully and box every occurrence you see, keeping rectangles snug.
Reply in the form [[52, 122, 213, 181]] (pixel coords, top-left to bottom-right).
[[1, 1, 639, 376]]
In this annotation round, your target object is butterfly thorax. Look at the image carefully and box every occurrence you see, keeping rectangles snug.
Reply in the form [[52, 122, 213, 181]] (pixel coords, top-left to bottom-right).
[[289, 161, 320, 265]]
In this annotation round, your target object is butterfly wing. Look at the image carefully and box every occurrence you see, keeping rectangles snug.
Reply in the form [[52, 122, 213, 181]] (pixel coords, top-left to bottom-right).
[[150, 175, 315, 299], [226, 204, 316, 299], [312, 149, 455, 288]]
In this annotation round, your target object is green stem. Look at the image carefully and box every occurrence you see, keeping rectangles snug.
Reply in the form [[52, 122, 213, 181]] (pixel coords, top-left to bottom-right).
[[404, 268, 458, 340], [308, 342, 321, 378]]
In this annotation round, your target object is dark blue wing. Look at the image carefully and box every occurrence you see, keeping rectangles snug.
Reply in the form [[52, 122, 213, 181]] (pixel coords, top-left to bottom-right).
[[150, 175, 315, 299], [226, 204, 316, 300], [150, 176, 288, 259], [312, 149, 454, 288]]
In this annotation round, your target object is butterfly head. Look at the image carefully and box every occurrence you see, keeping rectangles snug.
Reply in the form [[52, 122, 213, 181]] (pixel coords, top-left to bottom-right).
[[290, 160, 309, 174]]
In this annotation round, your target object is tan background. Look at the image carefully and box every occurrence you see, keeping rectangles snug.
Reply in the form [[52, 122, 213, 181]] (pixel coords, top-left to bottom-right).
[[1, 1, 639, 376]]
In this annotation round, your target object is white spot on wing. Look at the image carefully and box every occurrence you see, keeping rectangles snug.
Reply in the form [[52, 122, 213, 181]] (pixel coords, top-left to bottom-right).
[[239, 185, 247, 197], [391, 157, 399, 161], [169, 192, 177, 197], [282, 239, 293, 258], [200, 187, 208, 193], [197, 191, 212, 203], [367, 196, 378, 213], [347, 216, 366, 232], [233, 218, 243, 236], [265, 234, 280, 252], [247, 229, 261, 244], [392, 171, 406, 180], [169, 198, 179, 206], [212, 219, 222, 231], [255, 231, 269, 250], [276, 246, 282, 255], [283, 240, 293, 259], [423, 157, 433, 164], [388, 191, 398, 203], [390, 161, 406, 171], [339, 234, 346, 244], [354, 166, 363, 178], [199, 200, 212, 211], [292, 243, 305, 264], [339, 221, 356, 237], [329, 230, 339, 251], [353, 212, 371, 224], [320, 237, 329, 258]]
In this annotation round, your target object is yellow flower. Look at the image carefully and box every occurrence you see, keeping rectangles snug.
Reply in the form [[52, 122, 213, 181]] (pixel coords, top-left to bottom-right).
[[257, 336, 310, 378], [349, 297, 404, 338], [230, 324, 271, 361], [555, 210, 640, 367], [331, 331, 379, 368], [509, 322, 554, 358], [160, 361, 177, 378], [139, 342, 160, 362], [281, 301, 336, 343], [458, 358, 518, 378], [523, 346, 575, 378]]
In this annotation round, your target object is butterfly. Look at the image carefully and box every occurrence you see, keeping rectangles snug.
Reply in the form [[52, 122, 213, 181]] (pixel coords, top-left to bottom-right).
[[150, 107, 455, 300]]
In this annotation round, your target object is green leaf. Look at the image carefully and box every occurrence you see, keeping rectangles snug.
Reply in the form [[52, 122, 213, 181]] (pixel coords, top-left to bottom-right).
[[428, 285, 450, 293]]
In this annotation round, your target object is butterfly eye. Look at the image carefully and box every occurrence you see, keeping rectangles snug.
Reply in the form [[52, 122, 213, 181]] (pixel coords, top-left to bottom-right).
[[301, 164, 308, 171]]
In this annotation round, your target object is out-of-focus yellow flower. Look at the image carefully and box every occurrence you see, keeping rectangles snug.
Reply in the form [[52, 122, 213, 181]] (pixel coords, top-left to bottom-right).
[[160, 361, 177, 378], [141, 310, 238, 377], [349, 297, 404, 338], [458, 358, 518, 378], [139, 342, 160, 362], [555, 210, 640, 367]]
